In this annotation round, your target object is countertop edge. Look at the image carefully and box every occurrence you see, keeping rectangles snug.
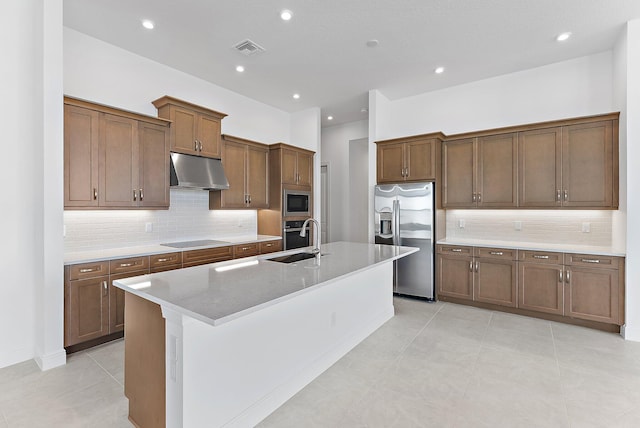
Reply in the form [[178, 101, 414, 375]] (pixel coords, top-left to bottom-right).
[[436, 239, 626, 257]]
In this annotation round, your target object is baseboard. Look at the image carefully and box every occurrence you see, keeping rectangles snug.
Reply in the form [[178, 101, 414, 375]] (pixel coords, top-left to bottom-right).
[[226, 305, 394, 428], [35, 349, 67, 371], [621, 324, 640, 342], [0, 346, 34, 370]]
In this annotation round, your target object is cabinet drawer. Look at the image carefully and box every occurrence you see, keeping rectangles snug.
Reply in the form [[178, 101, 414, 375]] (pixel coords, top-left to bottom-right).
[[565, 254, 622, 270], [518, 250, 564, 264], [68, 261, 109, 281], [110, 256, 150, 275], [474, 247, 517, 260], [259, 240, 282, 254], [233, 243, 259, 258], [436, 245, 473, 256], [183, 246, 233, 267], [149, 252, 182, 270]]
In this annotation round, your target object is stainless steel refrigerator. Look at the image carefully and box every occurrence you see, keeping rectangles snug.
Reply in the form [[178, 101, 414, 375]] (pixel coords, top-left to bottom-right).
[[374, 182, 435, 300]]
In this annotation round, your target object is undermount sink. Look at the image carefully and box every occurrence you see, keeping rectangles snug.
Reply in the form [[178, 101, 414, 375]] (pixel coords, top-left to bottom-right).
[[266, 252, 326, 264]]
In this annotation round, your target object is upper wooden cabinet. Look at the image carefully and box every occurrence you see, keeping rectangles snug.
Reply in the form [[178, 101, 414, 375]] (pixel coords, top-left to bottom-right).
[[442, 133, 518, 208], [281, 146, 313, 187], [210, 135, 269, 209], [64, 97, 171, 210], [376, 134, 441, 183], [519, 119, 617, 208], [152, 96, 227, 159]]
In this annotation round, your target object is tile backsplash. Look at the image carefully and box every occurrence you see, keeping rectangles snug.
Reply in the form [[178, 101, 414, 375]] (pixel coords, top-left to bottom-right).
[[64, 189, 257, 252], [445, 210, 613, 246]]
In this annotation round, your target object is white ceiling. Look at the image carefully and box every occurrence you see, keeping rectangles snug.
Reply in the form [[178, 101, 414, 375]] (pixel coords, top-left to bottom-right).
[[63, 0, 640, 127]]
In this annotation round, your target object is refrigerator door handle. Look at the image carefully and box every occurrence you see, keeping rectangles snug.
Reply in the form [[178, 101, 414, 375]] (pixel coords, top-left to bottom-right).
[[394, 199, 401, 246]]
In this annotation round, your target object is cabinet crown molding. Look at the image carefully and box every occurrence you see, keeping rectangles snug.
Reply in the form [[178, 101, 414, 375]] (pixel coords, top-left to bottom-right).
[[64, 96, 171, 127], [151, 95, 228, 119]]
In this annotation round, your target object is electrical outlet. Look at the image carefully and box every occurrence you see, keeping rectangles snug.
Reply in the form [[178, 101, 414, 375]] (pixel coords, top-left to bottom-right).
[[582, 222, 591, 233], [458, 219, 465, 229], [145, 222, 153, 233], [514, 221, 522, 231]]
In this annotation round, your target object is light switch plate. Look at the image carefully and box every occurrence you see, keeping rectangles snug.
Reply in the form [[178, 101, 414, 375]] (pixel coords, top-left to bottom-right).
[[145, 222, 153, 233], [458, 219, 465, 229], [514, 221, 522, 231], [582, 222, 591, 233]]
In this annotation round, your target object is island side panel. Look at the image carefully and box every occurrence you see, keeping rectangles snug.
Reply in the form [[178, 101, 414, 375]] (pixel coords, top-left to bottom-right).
[[124, 292, 166, 428], [179, 262, 394, 427]]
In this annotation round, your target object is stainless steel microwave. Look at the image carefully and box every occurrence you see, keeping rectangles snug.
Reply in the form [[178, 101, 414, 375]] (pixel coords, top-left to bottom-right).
[[283, 189, 311, 217]]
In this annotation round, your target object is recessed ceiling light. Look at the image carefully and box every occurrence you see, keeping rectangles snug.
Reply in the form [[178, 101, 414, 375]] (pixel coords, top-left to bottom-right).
[[556, 32, 572, 42], [293, 93, 300, 100], [435, 66, 445, 74], [142, 19, 154, 30], [327, 116, 333, 121], [280, 10, 293, 21], [236, 65, 245, 72], [366, 39, 379, 48]]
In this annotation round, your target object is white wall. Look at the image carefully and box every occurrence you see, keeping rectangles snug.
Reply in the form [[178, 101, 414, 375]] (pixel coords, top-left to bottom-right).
[[1, 0, 65, 370], [321, 120, 368, 241], [349, 138, 369, 242], [617, 20, 640, 341], [64, 28, 290, 144]]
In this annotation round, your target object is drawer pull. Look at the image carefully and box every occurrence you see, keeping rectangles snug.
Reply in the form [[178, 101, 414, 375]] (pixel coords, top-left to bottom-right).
[[119, 263, 134, 267], [157, 258, 169, 262], [451, 248, 462, 252], [489, 251, 503, 256], [265, 243, 273, 247], [79, 268, 95, 273], [533, 255, 549, 259], [581, 258, 601, 264], [242, 247, 250, 251], [102, 280, 108, 296]]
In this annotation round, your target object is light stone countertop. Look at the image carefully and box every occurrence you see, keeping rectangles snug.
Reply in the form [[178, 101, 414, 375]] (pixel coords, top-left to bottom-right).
[[113, 241, 418, 327], [437, 238, 626, 257], [64, 235, 282, 265]]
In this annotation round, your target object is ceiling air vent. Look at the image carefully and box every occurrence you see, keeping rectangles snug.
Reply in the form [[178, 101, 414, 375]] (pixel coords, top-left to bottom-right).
[[234, 39, 266, 56]]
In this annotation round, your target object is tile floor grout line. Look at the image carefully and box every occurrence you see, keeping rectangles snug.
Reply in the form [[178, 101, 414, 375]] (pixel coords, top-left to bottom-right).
[[549, 323, 572, 428], [85, 351, 124, 388], [397, 300, 445, 354]]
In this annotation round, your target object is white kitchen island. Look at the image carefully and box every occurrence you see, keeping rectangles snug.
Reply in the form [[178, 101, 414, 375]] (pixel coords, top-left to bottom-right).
[[114, 241, 417, 428]]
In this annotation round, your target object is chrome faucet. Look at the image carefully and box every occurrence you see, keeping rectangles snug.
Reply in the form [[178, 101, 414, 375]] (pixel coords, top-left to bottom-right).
[[300, 218, 321, 257]]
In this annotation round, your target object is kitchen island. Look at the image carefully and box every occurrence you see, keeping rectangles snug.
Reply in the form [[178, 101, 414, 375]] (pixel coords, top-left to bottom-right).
[[114, 241, 417, 428]]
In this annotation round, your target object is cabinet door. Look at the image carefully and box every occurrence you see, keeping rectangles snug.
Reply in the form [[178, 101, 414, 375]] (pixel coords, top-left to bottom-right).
[[477, 133, 517, 207], [171, 107, 198, 155], [138, 122, 170, 208], [518, 127, 562, 207], [565, 267, 620, 324], [99, 114, 138, 207], [197, 113, 222, 158], [442, 139, 475, 208], [518, 263, 564, 315], [65, 277, 109, 347], [282, 148, 299, 185], [64, 105, 100, 208], [474, 258, 517, 307], [110, 271, 148, 333], [562, 121, 614, 207], [436, 254, 473, 300], [247, 144, 269, 208], [220, 141, 249, 208], [406, 139, 436, 181], [296, 151, 313, 187], [377, 142, 405, 183]]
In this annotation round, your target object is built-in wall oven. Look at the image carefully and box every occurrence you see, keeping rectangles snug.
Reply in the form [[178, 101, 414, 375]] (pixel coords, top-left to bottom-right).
[[283, 189, 311, 217], [283, 220, 310, 250]]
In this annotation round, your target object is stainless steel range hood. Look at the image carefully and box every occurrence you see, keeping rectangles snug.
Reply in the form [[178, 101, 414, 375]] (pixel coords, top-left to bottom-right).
[[169, 152, 229, 190]]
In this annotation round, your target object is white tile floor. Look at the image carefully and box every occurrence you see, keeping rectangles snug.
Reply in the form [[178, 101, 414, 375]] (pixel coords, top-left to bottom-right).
[[2, 298, 640, 427]]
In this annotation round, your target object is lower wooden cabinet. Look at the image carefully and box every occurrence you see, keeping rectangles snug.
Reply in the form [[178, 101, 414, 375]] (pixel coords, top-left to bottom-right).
[[259, 240, 282, 254], [233, 243, 259, 258], [437, 245, 625, 327], [183, 246, 233, 268], [65, 272, 110, 347]]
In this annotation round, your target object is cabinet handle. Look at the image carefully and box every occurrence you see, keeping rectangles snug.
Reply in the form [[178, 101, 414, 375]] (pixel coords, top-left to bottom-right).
[[265, 243, 273, 247], [580, 258, 601, 264], [566, 270, 571, 283], [556, 190, 561, 201], [119, 263, 134, 267], [79, 268, 95, 273], [199, 141, 203, 151], [102, 280, 108, 296], [469, 261, 473, 272], [475, 261, 479, 272], [194, 140, 198, 151], [242, 247, 250, 251], [451, 248, 462, 252], [133, 190, 137, 201], [472, 193, 476, 202], [157, 258, 169, 262], [139, 188, 144, 201], [248, 194, 251, 204], [477, 193, 481, 202], [559, 270, 563, 282], [533, 255, 549, 259], [489, 251, 503, 256], [564, 190, 568, 201], [93, 188, 98, 200]]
